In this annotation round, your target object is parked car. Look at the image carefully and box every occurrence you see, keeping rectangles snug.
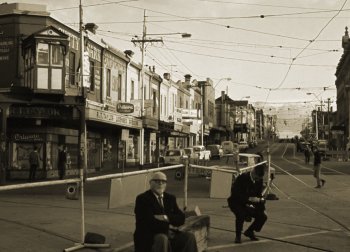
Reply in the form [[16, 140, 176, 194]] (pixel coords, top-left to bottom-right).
[[238, 141, 249, 152], [163, 149, 187, 165], [192, 145, 211, 160], [206, 144, 223, 159], [221, 141, 239, 155]]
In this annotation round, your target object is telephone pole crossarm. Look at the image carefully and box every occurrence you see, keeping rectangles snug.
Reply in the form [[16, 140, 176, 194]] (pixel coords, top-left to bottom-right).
[[132, 39, 163, 43]]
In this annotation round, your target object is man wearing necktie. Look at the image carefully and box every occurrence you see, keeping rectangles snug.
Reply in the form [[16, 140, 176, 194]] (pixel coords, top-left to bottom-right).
[[134, 171, 198, 252]]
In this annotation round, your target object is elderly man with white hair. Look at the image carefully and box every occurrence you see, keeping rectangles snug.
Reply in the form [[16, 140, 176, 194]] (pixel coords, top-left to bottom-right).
[[133, 171, 198, 252]]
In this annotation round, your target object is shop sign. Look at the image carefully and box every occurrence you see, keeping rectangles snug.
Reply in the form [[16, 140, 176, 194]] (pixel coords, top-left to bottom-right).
[[13, 133, 44, 142], [170, 131, 188, 137], [121, 129, 129, 141], [174, 123, 183, 132], [10, 106, 72, 119], [175, 108, 182, 123], [117, 103, 134, 113], [182, 109, 199, 119], [87, 108, 142, 129]]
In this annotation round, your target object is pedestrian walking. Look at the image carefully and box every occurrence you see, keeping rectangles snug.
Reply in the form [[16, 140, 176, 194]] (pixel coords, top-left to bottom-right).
[[134, 171, 198, 252], [58, 145, 68, 180], [304, 145, 311, 164], [313, 147, 325, 188], [227, 164, 268, 244], [29, 146, 40, 181]]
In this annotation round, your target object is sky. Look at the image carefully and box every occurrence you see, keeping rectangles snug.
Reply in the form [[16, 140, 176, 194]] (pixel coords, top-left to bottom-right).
[[10, 0, 350, 137]]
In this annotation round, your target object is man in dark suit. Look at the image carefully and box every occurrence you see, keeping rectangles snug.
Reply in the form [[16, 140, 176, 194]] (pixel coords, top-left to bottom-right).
[[134, 171, 198, 252], [227, 164, 268, 243]]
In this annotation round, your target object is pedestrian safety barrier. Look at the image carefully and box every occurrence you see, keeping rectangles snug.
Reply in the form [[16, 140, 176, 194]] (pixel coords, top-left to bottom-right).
[[0, 151, 272, 252]]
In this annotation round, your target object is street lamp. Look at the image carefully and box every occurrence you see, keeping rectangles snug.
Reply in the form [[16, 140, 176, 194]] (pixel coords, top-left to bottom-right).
[[132, 10, 191, 168], [147, 32, 192, 38], [214, 77, 231, 98], [214, 77, 232, 88]]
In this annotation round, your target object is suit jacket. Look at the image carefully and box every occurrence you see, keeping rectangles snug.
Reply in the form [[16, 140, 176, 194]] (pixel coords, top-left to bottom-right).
[[314, 151, 322, 166], [227, 172, 264, 209], [134, 189, 185, 252]]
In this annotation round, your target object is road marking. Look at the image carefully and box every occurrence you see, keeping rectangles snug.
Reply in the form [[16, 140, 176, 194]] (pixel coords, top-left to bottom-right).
[[206, 230, 333, 250]]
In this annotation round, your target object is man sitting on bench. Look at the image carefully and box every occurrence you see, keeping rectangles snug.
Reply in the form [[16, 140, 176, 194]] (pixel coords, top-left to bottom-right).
[[134, 171, 198, 252]]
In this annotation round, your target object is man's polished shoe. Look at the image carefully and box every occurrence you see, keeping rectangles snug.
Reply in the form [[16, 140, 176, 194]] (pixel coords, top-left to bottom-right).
[[244, 230, 259, 241]]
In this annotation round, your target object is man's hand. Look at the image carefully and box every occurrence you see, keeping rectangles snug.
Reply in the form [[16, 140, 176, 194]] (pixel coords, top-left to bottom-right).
[[154, 214, 169, 222], [248, 197, 263, 203]]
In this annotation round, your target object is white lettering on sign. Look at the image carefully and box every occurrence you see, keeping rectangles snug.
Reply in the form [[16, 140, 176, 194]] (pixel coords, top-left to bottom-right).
[[86, 108, 142, 129]]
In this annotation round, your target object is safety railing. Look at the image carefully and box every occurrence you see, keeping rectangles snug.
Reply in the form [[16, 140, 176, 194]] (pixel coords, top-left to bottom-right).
[[0, 153, 272, 252]]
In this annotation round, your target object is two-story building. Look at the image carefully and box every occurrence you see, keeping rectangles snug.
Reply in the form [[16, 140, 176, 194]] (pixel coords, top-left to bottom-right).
[[0, 3, 149, 180]]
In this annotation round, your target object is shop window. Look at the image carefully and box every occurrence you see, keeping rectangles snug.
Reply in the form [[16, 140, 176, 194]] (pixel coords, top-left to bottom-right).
[[68, 51, 76, 86], [37, 43, 49, 65], [51, 45, 63, 66], [51, 68, 62, 89], [153, 89, 157, 116], [118, 73, 122, 100], [27, 42, 66, 91], [106, 68, 111, 97], [37, 68, 49, 89], [89, 60, 95, 91], [131, 80, 135, 100]]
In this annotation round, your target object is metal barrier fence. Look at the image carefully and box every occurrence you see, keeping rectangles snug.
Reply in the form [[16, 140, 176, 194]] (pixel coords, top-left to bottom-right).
[[0, 155, 271, 251]]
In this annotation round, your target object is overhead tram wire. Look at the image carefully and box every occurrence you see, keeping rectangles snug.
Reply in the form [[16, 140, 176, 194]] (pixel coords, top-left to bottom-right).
[[164, 40, 298, 60], [162, 44, 200, 78], [48, 0, 139, 11], [151, 45, 188, 77], [152, 45, 337, 67], [117, 2, 320, 43], [165, 38, 340, 56], [198, 0, 342, 11], [265, 0, 348, 104], [98, 28, 341, 54], [147, 49, 184, 80]]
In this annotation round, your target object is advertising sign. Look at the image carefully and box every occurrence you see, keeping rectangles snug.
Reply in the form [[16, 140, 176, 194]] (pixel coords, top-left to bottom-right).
[[117, 103, 134, 113]]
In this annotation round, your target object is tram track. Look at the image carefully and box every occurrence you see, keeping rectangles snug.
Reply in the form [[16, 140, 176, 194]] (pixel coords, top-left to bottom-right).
[[208, 225, 334, 251], [271, 161, 350, 233]]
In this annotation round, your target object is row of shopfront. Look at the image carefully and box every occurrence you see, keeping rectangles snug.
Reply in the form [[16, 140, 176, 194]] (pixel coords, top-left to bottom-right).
[[0, 96, 203, 180]]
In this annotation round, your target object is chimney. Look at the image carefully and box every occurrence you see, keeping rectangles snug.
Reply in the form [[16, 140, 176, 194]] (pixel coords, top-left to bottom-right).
[[342, 26, 349, 49], [221, 91, 225, 103], [85, 23, 98, 34], [124, 50, 134, 58], [152, 66, 155, 72], [184, 74, 192, 83], [163, 73, 170, 80]]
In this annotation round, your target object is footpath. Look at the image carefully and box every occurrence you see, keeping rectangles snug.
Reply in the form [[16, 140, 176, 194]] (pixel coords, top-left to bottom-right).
[[0, 160, 350, 252]]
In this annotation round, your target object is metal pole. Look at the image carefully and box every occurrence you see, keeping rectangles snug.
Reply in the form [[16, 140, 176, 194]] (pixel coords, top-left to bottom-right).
[[240, 109, 243, 141], [327, 98, 331, 145], [183, 162, 188, 210], [140, 10, 146, 169], [201, 83, 204, 145], [79, 1, 86, 243], [315, 109, 318, 141]]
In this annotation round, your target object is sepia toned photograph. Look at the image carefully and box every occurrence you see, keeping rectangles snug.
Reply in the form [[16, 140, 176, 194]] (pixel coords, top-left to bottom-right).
[[0, 1, 349, 251]]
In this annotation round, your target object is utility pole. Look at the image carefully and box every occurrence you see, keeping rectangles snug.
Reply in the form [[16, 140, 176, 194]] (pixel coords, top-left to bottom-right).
[[315, 109, 318, 141], [327, 98, 331, 144], [240, 108, 243, 141], [132, 10, 162, 168], [78, 0, 87, 244]]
